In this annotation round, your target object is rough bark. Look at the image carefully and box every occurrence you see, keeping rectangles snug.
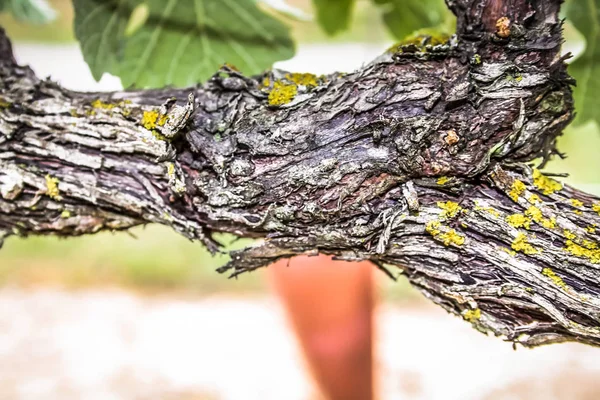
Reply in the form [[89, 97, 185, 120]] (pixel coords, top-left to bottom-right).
[[2, 0, 600, 347]]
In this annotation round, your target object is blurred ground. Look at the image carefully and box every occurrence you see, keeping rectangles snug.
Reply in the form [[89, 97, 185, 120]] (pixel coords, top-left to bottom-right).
[[1, 2, 600, 399]]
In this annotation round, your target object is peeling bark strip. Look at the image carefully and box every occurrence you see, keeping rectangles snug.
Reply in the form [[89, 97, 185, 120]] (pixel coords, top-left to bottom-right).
[[2, 0, 600, 347]]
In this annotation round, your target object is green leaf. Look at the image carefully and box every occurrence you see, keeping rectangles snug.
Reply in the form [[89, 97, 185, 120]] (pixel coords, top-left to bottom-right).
[[258, 0, 311, 22], [73, 0, 295, 88], [564, 0, 600, 127], [0, 0, 56, 24], [311, 0, 355, 36], [371, 0, 453, 40]]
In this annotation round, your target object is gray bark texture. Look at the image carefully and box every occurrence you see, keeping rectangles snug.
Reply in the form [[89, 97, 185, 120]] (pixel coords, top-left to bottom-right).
[[2, 0, 600, 347]]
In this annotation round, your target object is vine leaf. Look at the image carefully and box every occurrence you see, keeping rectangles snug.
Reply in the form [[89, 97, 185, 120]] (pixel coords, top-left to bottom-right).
[[311, 0, 355, 36], [564, 0, 600, 128], [73, 0, 295, 88], [371, 0, 453, 40], [0, 0, 56, 23]]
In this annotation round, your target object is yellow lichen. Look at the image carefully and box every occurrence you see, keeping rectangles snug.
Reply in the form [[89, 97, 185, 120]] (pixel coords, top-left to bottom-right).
[[0, 98, 11, 108], [501, 247, 517, 256], [527, 194, 541, 204], [587, 225, 597, 234], [119, 101, 133, 117], [61, 210, 71, 219], [524, 206, 542, 222], [541, 217, 557, 230], [261, 76, 271, 88], [222, 62, 240, 72], [438, 229, 465, 246], [167, 162, 175, 176], [524, 206, 556, 229], [425, 220, 441, 236], [141, 110, 168, 130], [437, 176, 451, 185], [496, 16, 511, 38], [563, 230, 577, 240], [286, 73, 318, 88], [91, 99, 115, 110], [593, 202, 600, 216], [542, 268, 569, 291], [425, 221, 465, 246], [564, 240, 600, 263], [511, 233, 539, 254], [509, 179, 526, 202], [474, 204, 500, 217], [437, 201, 462, 219], [506, 214, 531, 229], [570, 199, 584, 208], [532, 169, 562, 195], [463, 308, 481, 322], [45, 175, 61, 201], [268, 81, 297, 106]]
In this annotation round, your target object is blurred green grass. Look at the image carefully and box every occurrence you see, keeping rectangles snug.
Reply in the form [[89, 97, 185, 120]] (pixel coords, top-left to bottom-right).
[[0, 226, 266, 294]]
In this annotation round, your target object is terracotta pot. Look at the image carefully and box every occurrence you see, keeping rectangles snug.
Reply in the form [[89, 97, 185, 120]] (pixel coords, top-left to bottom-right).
[[268, 255, 375, 400]]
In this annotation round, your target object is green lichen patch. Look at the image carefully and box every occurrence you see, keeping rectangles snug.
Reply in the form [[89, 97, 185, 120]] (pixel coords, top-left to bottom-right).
[[267, 81, 298, 107], [505, 73, 523, 83], [388, 30, 451, 55], [45, 174, 62, 201], [0, 97, 11, 108], [540, 91, 566, 115], [542, 268, 569, 291], [222, 62, 240, 72], [532, 169, 562, 195]]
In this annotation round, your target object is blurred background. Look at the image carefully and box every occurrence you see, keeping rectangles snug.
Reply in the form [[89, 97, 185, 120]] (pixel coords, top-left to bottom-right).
[[1, 1, 600, 399]]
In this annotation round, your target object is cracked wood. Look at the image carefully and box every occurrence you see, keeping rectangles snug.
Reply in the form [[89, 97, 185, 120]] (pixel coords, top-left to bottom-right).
[[2, 0, 600, 347]]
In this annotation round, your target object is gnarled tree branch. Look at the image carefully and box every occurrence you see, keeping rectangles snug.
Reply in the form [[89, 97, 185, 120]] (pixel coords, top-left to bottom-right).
[[2, 0, 600, 347]]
